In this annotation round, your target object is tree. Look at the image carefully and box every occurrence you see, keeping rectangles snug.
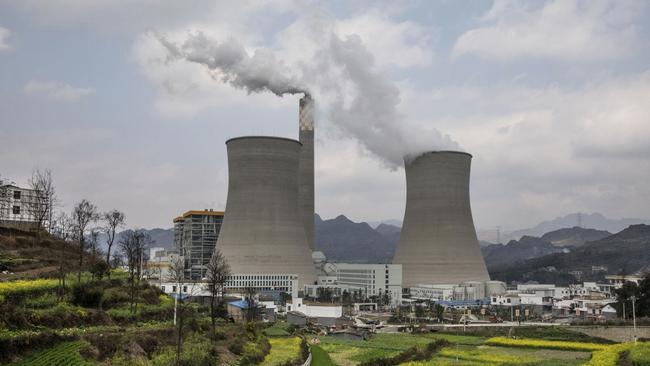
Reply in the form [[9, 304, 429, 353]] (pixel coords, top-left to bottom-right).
[[205, 250, 231, 332], [27, 169, 56, 232], [636, 273, 650, 317], [72, 199, 99, 282], [102, 210, 125, 274], [243, 287, 259, 323], [168, 257, 187, 366], [615, 281, 639, 319], [0, 173, 8, 221], [51, 212, 75, 299], [119, 230, 149, 314], [88, 229, 100, 258]]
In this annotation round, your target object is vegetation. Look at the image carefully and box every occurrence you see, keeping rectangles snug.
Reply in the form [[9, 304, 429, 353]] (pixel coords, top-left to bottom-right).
[[8, 340, 91, 366], [261, 337, 303, 366], [485, 337, 607, 351]]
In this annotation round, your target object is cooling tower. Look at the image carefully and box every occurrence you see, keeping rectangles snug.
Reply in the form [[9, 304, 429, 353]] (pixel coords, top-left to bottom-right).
[[298, 95, 315, 250], [216, 136, 317, 287], [393, 151, 490, 287]]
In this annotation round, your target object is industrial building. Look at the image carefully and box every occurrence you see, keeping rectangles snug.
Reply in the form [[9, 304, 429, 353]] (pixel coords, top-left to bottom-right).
[[173, 209, 224, 280], [305, 252, 403, 307], [393, 151, 490, 287], [215, 136, 317, 291]]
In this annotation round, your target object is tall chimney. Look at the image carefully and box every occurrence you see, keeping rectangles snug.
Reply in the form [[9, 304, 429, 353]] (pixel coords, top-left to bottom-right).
[[393, 151, 490, 287], [298, 95, 315, 251]]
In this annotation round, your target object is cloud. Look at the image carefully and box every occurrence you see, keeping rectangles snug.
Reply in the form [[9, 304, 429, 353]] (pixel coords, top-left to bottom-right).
[[23, 80, 95, 102], [0, 27, 11, 50], [453, 0, 645, 62]]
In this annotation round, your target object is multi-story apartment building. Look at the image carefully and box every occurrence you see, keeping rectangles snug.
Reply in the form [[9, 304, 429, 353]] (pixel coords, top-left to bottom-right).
[[173, 209, 224, 280], [0, 183, 50, 229]]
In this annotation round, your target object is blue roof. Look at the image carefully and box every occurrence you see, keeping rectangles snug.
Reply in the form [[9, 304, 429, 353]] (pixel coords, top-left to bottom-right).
[[228, 299, 256, 309]]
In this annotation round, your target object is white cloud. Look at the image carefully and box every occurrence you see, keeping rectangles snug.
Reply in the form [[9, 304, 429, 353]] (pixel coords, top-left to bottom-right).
[[23, 80, 95, 102], [0, 27, 11, 50], [453, 0, 645, 62]]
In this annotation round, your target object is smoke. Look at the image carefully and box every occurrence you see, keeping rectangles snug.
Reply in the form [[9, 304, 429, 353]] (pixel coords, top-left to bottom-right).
[[155, 26, 459, 169], [158, 32, 307, 97]]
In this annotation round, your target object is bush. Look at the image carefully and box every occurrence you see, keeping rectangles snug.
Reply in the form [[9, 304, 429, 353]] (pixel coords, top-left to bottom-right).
[[71, 282, 104, 308], [102, 287, 130, 308], [240, 338, 271, 365]]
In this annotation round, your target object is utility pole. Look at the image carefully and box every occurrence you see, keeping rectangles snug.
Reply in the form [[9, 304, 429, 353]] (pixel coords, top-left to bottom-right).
[[632, 295, 637, 343]]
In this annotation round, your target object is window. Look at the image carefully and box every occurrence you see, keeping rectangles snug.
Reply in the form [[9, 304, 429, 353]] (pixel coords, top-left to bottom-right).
[[183, 286, 188, 293], [172, 286, 177, 292], [13, 191, 21, 199], [507, 298, 511, 303], [161, 286, 166, 292], [12, 206, 20, 215]]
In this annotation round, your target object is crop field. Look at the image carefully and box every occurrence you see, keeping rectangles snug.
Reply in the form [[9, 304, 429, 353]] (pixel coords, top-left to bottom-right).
[[309, 333, 650, 366], [261, 337, 303, 366], [8, 341, 91, 366]]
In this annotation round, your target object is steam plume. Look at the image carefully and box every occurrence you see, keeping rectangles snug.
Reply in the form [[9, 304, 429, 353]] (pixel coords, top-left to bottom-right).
[[156, 29, 459, 168]]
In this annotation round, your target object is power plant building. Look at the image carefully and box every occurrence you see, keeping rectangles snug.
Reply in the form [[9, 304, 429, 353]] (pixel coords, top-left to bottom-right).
[[173, 209, 224, 280], [393, 151, 490, 287], [215, 136, 317, 292]]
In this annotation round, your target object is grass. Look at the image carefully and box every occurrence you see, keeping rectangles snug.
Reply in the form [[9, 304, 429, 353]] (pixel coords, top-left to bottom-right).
[[311, 345, 338, 366], [628, 342, 650, 366], [261, 337, 303, 366], [264, 321, 292, 337], [8, 340, 91, 366]]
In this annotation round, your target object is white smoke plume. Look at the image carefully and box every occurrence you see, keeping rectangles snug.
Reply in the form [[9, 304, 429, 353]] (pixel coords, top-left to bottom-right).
[[155, 27, 459, 168]]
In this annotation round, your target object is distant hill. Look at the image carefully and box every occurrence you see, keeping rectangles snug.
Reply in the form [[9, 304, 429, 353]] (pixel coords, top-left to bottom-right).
[[367, 219, 402, 229], [481, 236, 565, 269], [540, 227, 611, 247], [508, 213, 649, 240], [489, 224, 650, 285], [375, 223, 401, 237], [315, 214, 396, 263]]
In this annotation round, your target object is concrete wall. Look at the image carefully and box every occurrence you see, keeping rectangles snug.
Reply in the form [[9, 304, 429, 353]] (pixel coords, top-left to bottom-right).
[[393, 151, 490, 287], [216, 136, 317, 288], [571, 326, 650, 342]]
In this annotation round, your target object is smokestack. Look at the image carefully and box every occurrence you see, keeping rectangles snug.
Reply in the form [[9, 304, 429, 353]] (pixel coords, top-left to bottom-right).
[[393, 151, 489, 287], [298, 95, 315, 250], [215, 136, 317, 288]]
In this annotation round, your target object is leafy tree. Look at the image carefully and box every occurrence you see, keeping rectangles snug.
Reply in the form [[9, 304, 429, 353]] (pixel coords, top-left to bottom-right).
[[636, 273, 650, 317], [615, 281, 639, 319]]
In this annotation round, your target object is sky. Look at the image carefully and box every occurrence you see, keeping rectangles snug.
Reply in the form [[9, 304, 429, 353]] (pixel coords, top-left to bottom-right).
[[1, 0, 649, 233]]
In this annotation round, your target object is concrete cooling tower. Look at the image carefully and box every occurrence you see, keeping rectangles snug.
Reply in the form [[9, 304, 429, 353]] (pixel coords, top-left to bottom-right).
[[298, 95, 315, 250], [392, 151, 490, 287], [216, 136, 317, 288]]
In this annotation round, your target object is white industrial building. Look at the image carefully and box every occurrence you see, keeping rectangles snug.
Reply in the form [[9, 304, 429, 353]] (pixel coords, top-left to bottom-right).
[[410, 280, 506, 302], [0, 183, 50, 229], [307, 253, 403, 307]]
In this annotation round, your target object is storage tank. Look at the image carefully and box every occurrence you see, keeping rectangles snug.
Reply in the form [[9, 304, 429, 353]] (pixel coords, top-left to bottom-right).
[[393, 151, 490, 287], [216, 136, 317, 288]]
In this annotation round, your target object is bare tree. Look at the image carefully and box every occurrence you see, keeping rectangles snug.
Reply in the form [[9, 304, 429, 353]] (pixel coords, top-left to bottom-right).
[[205, 250, 231, 331], [102, 210, 125, 273], [168, 257, 187, 366], [0, 174, 7, 222], [73, 199, 99, 282], [27, 169, 56, 232], [89, 228, 99, 257], [52, 212, 75, 299], [119, 230, 150, 313], [243, 287, 259, 323]]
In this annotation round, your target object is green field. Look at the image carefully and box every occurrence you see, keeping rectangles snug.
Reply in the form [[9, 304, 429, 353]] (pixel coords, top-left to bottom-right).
[[8, 341, 92, 366], [308, 332, 650, 366]]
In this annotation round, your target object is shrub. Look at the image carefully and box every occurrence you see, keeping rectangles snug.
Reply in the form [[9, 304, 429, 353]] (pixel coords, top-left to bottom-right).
[[102, 287, 130, 308], [71, 282, 104, 308], [90, 261, 111, 280]]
